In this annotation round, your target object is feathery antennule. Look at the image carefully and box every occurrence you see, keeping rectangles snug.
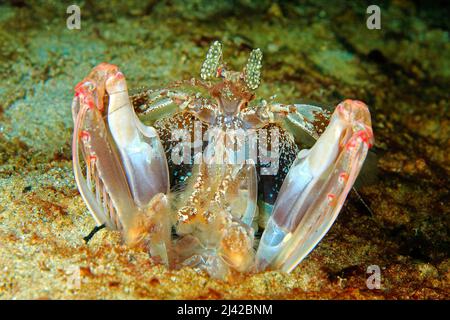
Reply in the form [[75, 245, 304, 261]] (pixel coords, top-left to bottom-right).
[[201, 41, 223, 80], [244, 48, 263, 90]]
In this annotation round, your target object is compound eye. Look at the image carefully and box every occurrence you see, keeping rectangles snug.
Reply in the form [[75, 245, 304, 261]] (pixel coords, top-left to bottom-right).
[[244, 48, 263, 90], [201, 41, 223, 80]]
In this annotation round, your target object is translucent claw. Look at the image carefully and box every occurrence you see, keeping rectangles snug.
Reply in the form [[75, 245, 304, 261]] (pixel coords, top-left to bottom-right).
[[256, 100, 374, 272], [72, 90, 138, 232], [72, 63, 171, 263]]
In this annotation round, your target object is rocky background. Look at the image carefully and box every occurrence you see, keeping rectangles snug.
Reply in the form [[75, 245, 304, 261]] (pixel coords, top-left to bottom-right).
[[0, 0, 448, 299]]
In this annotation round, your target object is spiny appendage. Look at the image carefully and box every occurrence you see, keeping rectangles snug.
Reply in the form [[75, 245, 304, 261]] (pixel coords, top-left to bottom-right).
[[73, 63, 173, 269], [201, 41, 222, 80], [256, 99, 373, 272], [172, 164, 255, 276], [81, 139, 121, 230], [73, 71, 133, 232], [244, 48, 263, 90]]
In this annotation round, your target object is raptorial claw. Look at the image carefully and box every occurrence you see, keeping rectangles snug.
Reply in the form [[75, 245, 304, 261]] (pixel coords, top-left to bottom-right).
[[256, 99, 373, 272], [72, 63, 171, 263]]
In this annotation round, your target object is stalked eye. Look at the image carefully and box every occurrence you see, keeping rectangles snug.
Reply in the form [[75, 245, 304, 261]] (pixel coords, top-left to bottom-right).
[[244, 48, 263, 90], [201, 41, 222, 80]]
